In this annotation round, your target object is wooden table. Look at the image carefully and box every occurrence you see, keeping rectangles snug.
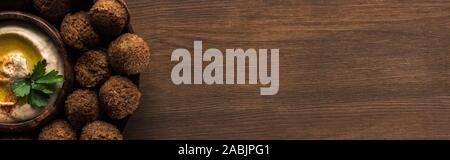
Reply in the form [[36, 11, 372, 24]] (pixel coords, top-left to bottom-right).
[[124, 0, 450, 139]]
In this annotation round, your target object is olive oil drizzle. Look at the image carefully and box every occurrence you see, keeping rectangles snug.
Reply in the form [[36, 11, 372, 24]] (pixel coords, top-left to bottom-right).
[[0, 33, 42, 104]]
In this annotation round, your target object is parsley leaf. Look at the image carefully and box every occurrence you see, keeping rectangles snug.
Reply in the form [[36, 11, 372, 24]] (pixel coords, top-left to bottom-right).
[[30, 60, 47, 80], [31, 83, 54, 95], [11, 60, 64, 108], [12, 78, 31, 97], [36, 70, 64, 84], [28, 90, 49, 108]]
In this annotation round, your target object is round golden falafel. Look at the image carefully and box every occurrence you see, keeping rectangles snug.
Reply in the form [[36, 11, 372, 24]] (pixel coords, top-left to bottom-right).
[[33, 0, 72, 22], [75, 49, 111, 87], [80, 121, 123, 140], [89, 0, 129, 37], [108, 33, 150, 75], [99, 76, 141, 119], [38, 120, 77, 140], [60, 11, 100, 51], [65, 89, 100, 129]]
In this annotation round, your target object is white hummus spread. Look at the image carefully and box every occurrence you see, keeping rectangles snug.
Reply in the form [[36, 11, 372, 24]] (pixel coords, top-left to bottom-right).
[[0, 21, 64, 123], [2, 52, 29, 79]]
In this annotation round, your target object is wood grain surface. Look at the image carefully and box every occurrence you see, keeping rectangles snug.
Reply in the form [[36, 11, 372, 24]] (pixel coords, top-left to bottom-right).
[[124, 0, 450, 139]]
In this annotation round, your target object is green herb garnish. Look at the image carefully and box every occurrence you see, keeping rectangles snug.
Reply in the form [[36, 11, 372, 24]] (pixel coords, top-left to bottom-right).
[[11, 60, 64, 108]]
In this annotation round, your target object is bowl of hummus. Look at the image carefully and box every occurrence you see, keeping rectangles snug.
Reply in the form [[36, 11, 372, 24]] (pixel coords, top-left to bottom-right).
[[0, 11, 72, 132]]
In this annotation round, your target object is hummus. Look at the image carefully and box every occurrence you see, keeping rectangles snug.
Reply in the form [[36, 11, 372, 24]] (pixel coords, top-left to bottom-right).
[[0, 21, 64, 123]]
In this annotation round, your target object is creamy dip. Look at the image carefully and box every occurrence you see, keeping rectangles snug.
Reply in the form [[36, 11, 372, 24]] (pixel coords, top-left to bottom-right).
[[0, 21, 64, 123]]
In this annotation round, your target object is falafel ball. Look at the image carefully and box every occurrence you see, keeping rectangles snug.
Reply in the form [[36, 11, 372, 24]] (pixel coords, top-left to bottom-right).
[[60, 11, 100, 51], [89, 0, 129, 37], [80, 121, 123, 140], [33, 0, 72, 22], [65, 89, 100, 129], [38, 120, 77, 140], [108, 33, 150, 75], [99, 76, 141, 119], [75, 49, 111, 87]]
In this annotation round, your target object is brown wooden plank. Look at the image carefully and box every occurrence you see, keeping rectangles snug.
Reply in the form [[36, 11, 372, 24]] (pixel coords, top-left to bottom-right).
[[124, 0, 450, 139]]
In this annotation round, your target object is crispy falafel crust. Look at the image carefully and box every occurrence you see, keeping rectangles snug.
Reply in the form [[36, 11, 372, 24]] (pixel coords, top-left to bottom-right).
[[89, 0, 129, 37], [99, 76, 141, 119], [75, 49, 111, 87], [80, 121, 123, 140], [108, 33, 150, 75], [38, 120, 76, 140], [60, 11, 100, 51], [33, 0, 72, 22], [65, 89, 100, 129]]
